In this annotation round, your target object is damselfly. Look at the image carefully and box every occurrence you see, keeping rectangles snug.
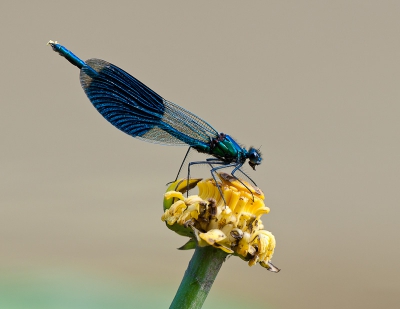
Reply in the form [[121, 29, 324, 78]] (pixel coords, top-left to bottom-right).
[[48, 41, 262, 200]]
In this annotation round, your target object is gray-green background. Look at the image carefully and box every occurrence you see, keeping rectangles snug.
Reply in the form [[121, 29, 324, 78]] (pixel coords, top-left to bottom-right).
[[1, 1, 399, 308]]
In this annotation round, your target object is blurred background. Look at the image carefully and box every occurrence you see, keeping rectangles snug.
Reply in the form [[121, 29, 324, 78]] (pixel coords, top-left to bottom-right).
[[1, 1, 399, 308]]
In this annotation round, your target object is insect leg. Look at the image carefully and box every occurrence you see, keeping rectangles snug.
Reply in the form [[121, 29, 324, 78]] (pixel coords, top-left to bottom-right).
[[211, 163, 256, 202], [208, 162, 243, 205], [174, 147, 192, 182], [231, 165, 258, 187], [205, 158, 226, 170], [186, 160, 222, 197], [186, 160, 230, 204]]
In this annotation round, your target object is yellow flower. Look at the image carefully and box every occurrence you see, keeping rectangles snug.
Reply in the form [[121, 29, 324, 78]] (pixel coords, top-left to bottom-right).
[[161, 173, 280, 272]]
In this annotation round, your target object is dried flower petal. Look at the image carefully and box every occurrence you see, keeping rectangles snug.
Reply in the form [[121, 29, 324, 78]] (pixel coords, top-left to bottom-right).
[[161, 173, 279, 271]]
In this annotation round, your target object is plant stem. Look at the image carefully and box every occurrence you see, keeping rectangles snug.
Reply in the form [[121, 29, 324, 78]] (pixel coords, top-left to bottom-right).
[[169, 245, 227, 309]]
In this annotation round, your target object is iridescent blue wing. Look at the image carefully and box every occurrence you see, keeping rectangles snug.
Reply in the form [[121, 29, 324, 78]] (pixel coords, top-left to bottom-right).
[[80, 59, 219, 146]]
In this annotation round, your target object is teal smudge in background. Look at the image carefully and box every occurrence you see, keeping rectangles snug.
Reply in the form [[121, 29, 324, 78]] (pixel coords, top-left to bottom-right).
[[0, 269, 272, 309]]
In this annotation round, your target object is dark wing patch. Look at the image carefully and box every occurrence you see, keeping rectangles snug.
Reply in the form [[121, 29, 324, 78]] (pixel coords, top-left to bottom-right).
[[80, 59, 218, 147]]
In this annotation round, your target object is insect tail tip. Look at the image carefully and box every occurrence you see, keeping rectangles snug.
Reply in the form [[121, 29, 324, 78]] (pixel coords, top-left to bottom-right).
[[47, 40, 58, 46]]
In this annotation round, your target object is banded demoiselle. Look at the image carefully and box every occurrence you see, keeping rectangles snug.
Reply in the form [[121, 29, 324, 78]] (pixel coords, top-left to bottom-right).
[[48, 41, 262, 199]]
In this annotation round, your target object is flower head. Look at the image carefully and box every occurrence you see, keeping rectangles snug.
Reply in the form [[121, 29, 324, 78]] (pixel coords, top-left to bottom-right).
[[161, 173, 280, 272]]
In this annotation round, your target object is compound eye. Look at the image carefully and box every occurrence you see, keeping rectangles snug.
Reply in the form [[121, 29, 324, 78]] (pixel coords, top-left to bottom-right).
[[249, 151, 259, 161]]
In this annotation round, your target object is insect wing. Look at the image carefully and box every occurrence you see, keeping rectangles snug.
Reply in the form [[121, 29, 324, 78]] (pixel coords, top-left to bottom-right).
[[80, 59, 218, 147]]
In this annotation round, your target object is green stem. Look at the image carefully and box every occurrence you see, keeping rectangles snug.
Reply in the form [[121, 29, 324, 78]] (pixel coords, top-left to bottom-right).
[[170, 245, 228, 309]]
